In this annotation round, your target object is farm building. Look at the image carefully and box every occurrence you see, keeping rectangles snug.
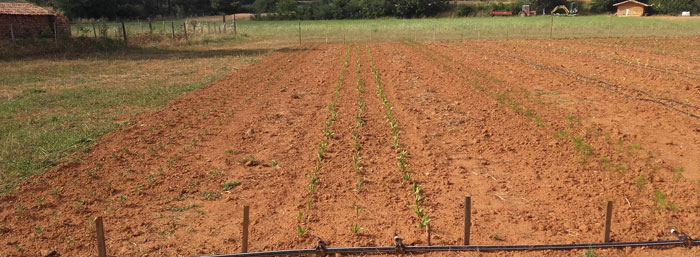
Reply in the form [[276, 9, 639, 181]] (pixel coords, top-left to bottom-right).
[[613, 0, 652, 17], [0, 2, 70, 39]]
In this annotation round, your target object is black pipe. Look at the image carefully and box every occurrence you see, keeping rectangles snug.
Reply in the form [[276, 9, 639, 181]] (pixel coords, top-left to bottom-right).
[[196, 239, 700, 257]]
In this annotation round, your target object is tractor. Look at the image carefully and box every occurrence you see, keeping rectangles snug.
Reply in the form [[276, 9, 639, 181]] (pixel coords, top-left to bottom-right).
[[519, 5, 537, 17], [550, 2, 579, 16]]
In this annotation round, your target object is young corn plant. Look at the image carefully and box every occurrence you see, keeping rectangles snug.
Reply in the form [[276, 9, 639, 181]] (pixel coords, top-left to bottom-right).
[[297, 46, 351, 237], [368, 44, 430, 230]]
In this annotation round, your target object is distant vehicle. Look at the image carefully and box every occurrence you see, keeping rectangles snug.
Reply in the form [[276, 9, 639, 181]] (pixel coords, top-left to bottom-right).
[[519, 5, 537, 17], [551, 2, 579, 16], [489, 9, 515, 17]]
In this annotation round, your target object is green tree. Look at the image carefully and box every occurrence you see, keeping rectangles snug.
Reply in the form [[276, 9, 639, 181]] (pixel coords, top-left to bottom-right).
[[253, 0, 278, 13], [590, 0, 618, 13], [275, 0, 296, 16], [650, 0, 693, 14], [211, 0, 241, 13]]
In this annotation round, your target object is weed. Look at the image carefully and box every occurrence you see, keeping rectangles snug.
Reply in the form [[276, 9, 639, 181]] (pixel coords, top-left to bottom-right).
[[33, 225, 43, 235], [16, 204, 27, 211], [85, 170, 97, 178], [35, 196, 45, 205], [634, 175, 647, 190], [148, 174, 155, 182], [222, 181, 241, 191], [270, 160, 279, 166], [582, 248, 598, 257], [201, 191, 221, 201], [554, 130, 569, 139], [616, 164, 627, 172], [167, 203, 200, 212], [672, 168, 684, 181], [489, 233, 503, 241], [652, 189, 678, 211], [120, 194, 128, 202], [572, 137, 594, 164], [209, 169, 224, 177], [225, 149, 237, 154], [186, 226, 195, 233]]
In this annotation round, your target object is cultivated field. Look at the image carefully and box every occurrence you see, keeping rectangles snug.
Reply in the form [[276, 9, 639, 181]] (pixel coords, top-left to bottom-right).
[[1, 35, 699, 257]]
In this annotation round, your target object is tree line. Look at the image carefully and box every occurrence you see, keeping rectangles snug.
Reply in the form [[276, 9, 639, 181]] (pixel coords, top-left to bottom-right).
[[18, 0, 700, 20]]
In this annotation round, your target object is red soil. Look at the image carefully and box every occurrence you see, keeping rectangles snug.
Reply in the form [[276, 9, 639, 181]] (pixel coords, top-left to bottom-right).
[[1, 38, 699, 257]]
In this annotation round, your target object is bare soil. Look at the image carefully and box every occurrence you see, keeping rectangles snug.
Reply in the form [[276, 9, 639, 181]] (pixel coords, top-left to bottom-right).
[[1, 37, 700, 257]]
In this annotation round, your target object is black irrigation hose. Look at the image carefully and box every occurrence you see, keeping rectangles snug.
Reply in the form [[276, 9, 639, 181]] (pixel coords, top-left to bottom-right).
[[197, 240, 700, 257], [501, 53, 700, 119]]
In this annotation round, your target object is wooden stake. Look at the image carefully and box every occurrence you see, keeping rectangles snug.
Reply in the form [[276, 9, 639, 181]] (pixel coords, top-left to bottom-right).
[[183, 22, 188, 40], [608, 14, 613, 38], [464, 196, 471, 245], [604, 201, 613, 242], [171, 21, 175, 40], [427, 224, 432, 246], [10, 23, 16, 47], [121, 21, 127, 45], [53, 21, 57, 45], [223, 15, 227, 34], [149, 19, 153, 37], [550, 15, 554, 39], [242, 206, 250, 253], [95, 217, 107, 257], [233, 13, 237, 35], [92, 23, 97, 39]]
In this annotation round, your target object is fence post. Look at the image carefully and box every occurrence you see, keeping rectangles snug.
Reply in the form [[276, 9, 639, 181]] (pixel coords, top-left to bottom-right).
[[183, 22, 188, 40], [464, 196, 471, 245], [171, 22, 175, 40], [95, 217, 107, 257], [223, 15, 227, 34], [604, 201, 613, 242], [121, 21, 128, 45], [233, 13, 237, 35], [10, 24, 17, 47], [608, 14, 613, 38], [92, 23, 97, 39], [550, 15, 554, 39], [53, 21, 58, 45], [149, 19, 153, 37], [298, 20, 301, 45], [242, 206, 250, 253]]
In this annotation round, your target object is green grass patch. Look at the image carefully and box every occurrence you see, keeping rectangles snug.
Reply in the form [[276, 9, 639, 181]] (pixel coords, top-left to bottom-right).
[[652, 189, 678, 211], [0, 43, 262, 194]]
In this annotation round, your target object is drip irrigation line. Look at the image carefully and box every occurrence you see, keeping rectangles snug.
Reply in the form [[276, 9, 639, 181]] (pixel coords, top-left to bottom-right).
[[501, 52, 700, 119], [197, 239, 700, 257]]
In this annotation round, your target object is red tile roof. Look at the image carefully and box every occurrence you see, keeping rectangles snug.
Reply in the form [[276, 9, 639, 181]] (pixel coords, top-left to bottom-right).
[[0, 2, 54, 15]]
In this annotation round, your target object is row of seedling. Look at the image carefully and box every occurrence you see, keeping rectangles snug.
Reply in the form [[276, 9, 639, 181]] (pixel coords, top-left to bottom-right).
[[412, 42, 683, 213], [350, 44, 366, 235], [366, 45, 430, 230], [297, 46, 351, 237]]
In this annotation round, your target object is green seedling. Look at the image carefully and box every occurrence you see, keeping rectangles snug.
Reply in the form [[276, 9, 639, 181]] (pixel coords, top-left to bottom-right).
[[201, 191, 221, 201], [418, 214, 431, 229], [489, 233, 503, 241], [353, 201, 361, 217], [222, 181, 241, 191], [297, 211, 305, 221], [270, 160, 279, 166], [350, 224, 362, 234], [355, 177, 365, 192], [296, 225, 307, 237], [582, 248, 598, 257]]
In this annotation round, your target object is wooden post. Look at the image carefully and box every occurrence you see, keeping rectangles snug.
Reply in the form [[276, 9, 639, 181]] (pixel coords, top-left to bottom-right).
[[427, 224, 431, 246], [604, 201, 613, 242], [223, 15, 227, 34], [464, 196, 471, 245], [121, 21, 128, 45], [149, 19, 153, 37], [53, 21, 58, 45], [233, 13, 237, 35], [242, 206, 250, 253], [93, 23, 97, 39], [550, 15, 554, 39], [608, 14, 613, 38], [298, 20, 301, 45], [95, 217, 107, 257], [183, 22, 188, 40], [10, 24, 16, 47], [171, 22, 175, 40]]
